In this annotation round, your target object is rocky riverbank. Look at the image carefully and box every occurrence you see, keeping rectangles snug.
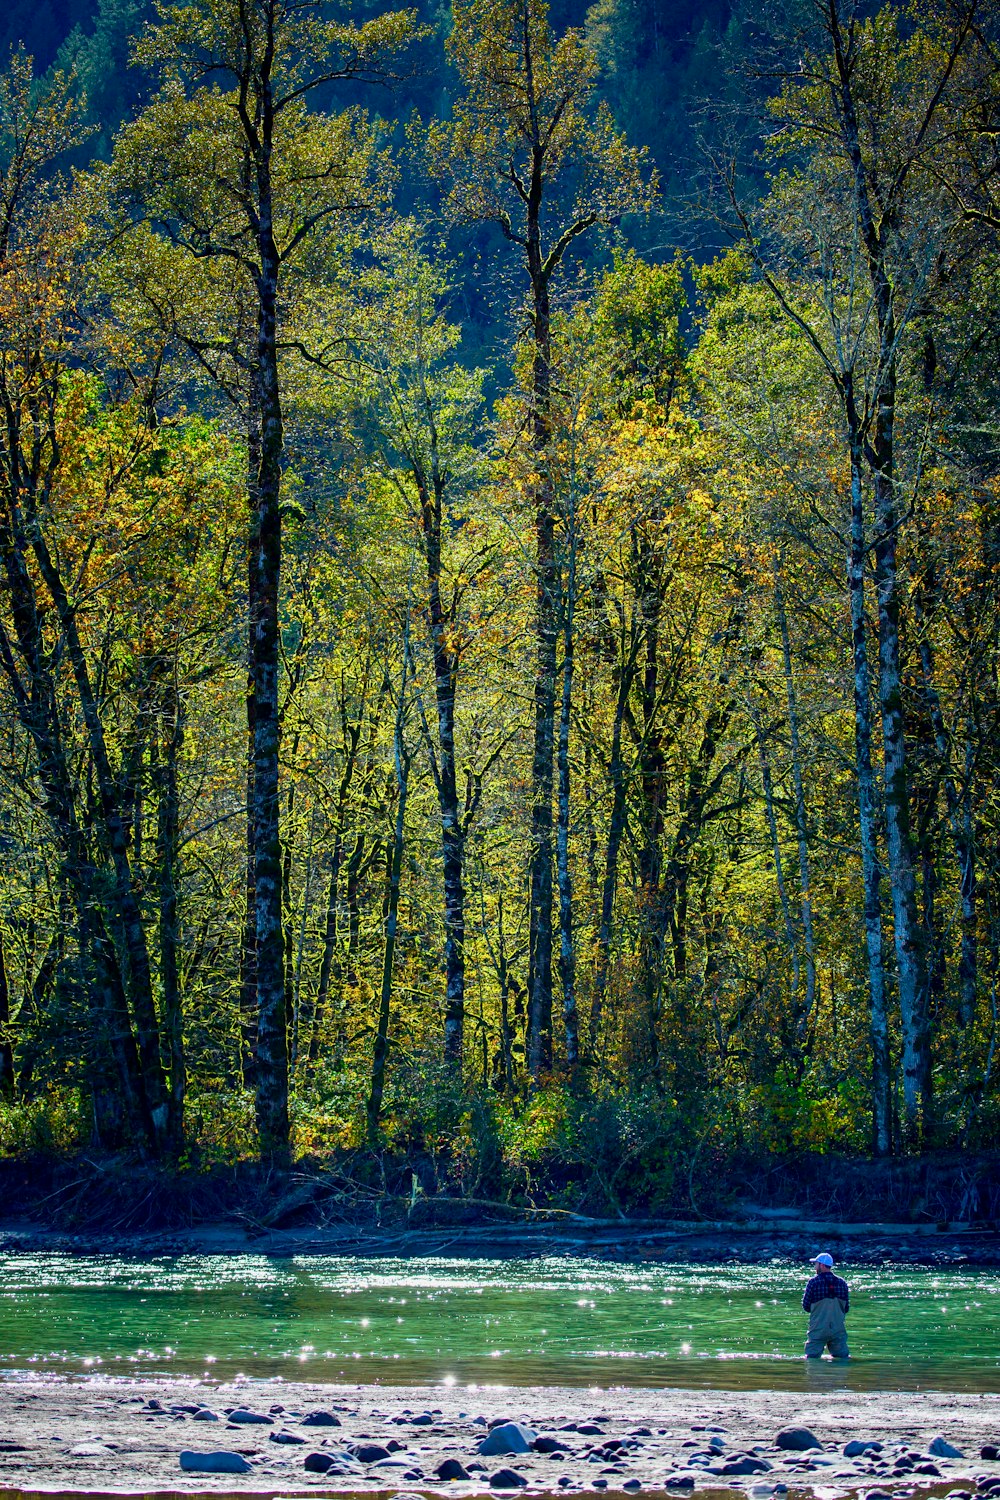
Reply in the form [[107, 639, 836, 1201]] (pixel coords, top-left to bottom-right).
[[0, 1377, 998, 1496], [0, 1220, 998, 1267]]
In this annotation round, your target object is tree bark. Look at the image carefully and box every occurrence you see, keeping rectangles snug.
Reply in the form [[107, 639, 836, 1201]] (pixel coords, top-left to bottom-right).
[[308, 718, 361, 1072], [240, 372, 262, 1090], [31, 533, 170, 1147], [367, 683, 410, 1140], [830, 0, 930, 1141], [556, 573, 578, 1071], [848, 441, 892, 1156], [156, 673, 185, 1152], [751, 694, 802, 1014], [525, 99, 557, 1079], [773, 562, 817, 1031], [414, 397, 466, 1070], [250, 85, 290, 1167], [0, 927, 14, 1100], [590, 634, 637, 1049], [913, 583, 978, 1029], [873, 431, 929, 1142]]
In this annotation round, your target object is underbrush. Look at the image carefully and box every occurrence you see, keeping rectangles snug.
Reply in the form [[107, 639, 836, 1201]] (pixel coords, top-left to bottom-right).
[[2, 1068, 999, 1232]]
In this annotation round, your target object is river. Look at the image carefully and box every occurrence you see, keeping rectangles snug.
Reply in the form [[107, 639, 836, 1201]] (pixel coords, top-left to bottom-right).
[[2, 1253, 997, 1392]]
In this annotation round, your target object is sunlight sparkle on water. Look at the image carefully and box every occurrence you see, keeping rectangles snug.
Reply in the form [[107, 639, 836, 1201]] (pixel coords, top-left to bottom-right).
[[0, 1252, 998, 1394]]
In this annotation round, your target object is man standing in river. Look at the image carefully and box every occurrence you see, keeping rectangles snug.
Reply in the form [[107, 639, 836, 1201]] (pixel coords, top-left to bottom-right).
[[802, 1252, 850, 1359]]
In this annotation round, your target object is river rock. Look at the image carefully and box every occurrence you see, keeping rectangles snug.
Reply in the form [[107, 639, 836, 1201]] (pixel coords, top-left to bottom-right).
[[436, 1459, 472, 1480], [192, 1409, 219, 1421], [479, 1424, 536, 1456], [302, 1410, 341, 1427], [304, 1452, 335, 1473], [578, 1424, 606, 1436], [931, 1439, 965, 1459], [534, 1436, 569, 1454], [777, 1429, 822, 1452], [228, 1409, 273, 1425], [179, 1450, 253, 1474], [354, 1444, 392, 1463], [982, 1448, 1000, 1462], [666, 1477, 696, 1488], [623, 1482, 641, 1492], [70, 1443, 112, 1457], [490, 1469, 528, 1488], [716, 1457, 773, 1476]]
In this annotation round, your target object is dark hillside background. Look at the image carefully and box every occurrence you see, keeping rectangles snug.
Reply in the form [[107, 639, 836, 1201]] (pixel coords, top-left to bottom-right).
[[2, 0, 742, 193]]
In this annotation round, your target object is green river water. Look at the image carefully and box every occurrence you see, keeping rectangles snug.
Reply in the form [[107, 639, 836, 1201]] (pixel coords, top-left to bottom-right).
[[0, 1254, 997, 1393]]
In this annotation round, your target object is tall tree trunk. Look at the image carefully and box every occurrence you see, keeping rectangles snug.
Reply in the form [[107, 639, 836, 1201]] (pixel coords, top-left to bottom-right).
[[848, 439, 892, 1155], [874, 459, 928, 1142], [635, 522, 668, 1080], [556, 578, 578, 1071], [773, 561, 817, 1030], [240, 377, 262, 1090], [751, 695, 802, 1016], [281, 731, 301, 1056], [251, 136, 290, 1167], [0, 927, 14, 1100], [308, 719, 361, 1072], [31, 534, 170, 1148], [590, 636, 637, 1048], [415, 438, 466, 1070], [367, 682, 410, 1141], [913, 585, 978, 1028], [156, 674, 185, 1153], [830, 6, 930, 1142], [0, 441, 148, 1144], [526, 157, 557, 1078]]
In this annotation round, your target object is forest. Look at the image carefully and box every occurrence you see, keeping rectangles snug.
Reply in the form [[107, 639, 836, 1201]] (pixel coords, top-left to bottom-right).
[[0, 0, 999, 1217]]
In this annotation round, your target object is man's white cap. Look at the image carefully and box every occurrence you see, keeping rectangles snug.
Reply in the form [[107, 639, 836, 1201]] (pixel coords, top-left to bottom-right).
[[811, 1252, 834, 1267]]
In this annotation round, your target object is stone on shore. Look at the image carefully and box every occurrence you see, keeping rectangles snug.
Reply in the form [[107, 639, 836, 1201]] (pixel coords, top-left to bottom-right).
[[303, 1452, 335, 1473], [436, 1458, 472, 1480], [716, 1456, 772, 1475], [931, 1437, 965, 1458], [490, 1468, 528, 1488], [192, 1409, 219, 1421], [354, 1443, 392, 1463], [479, 1423, 536, 1456], [301, 1411, 341, 1427], [777, 1429, 822, 1451], [179, 1449, 253, 1473], [228, 1409, 273, 1425]]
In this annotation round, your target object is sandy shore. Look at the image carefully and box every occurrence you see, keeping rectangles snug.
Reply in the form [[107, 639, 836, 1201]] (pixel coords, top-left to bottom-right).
[[0, 1377, 997, 1497]]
